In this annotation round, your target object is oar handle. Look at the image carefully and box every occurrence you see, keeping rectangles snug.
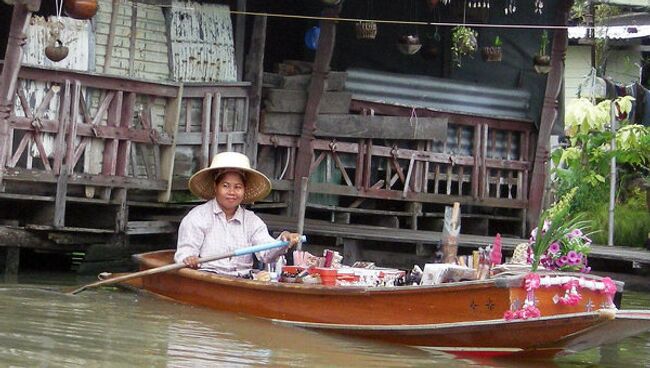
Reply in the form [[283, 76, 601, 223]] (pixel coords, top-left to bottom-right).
[[68, 235, 306, 295], [232, 235, 306, 257]]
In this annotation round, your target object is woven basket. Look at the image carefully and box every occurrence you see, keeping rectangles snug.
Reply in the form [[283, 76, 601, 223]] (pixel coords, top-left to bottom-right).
[[355, 21, 378, 40]]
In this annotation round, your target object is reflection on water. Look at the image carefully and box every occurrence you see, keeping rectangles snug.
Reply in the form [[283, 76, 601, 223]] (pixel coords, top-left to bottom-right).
[[0, 273, 649, 367]]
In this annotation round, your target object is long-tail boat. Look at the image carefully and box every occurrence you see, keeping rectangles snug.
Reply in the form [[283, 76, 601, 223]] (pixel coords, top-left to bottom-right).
[[130, 249, 650, 359]]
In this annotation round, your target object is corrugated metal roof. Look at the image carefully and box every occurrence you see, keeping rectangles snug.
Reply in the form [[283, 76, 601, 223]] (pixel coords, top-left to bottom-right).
[[569, 25, 650, 39], [344, 68, 532, 121]]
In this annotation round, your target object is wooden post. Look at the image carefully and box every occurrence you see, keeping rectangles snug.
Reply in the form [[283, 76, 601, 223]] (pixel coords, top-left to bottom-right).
[[296, 177, 308, 251], [292, 6, 340, 215], [235, 0, 247, 81], [0, 1, 41, 188], [528, 9, 570, 228], [3, 247, 20, 282], [158, 84, 183, 202], [128, 2, 138, 77], [441, 202, 460, 263], [54, 164, 69, 228], [104, 0, 121, 74], [244, 15, 266, 168]]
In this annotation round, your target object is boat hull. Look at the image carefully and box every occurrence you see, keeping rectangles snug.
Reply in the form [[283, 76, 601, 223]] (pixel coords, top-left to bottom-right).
[[132, 250, 650, 358]]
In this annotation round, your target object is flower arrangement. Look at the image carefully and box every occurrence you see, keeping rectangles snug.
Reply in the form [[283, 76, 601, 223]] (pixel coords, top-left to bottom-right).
[[528, 189, 593, 272], [450, 26, 477, 67]]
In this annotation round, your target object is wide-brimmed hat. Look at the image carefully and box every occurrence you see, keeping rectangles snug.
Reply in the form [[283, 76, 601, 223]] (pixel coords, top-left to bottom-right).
[[188, 152, 271, 203]]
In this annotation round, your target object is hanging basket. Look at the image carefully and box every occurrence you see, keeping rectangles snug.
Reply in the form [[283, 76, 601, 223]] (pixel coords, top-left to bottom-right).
[[45, 40, 69, 62], [397, 35, 422, 55], [355, 21, 378, 40], [481, 46, 502, 62]]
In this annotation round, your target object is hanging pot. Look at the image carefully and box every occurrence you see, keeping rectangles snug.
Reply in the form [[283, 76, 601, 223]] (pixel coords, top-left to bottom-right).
[[45, 40, 69, 62], [64, 0, 98, 20], [397, 35, 422, 55], [481, 46, 502, 62], [355, 21, 378, 40]]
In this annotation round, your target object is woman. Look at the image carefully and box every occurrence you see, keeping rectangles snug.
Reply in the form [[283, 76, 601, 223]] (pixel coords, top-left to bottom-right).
[[175, 151, 301, 276]]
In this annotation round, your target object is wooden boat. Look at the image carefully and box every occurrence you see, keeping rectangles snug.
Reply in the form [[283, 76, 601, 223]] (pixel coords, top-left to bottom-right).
[[131, 250, 650, 359]]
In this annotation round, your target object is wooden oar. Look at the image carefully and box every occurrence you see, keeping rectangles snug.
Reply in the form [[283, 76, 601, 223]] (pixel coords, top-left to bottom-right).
[[68, 236, 306, 295]]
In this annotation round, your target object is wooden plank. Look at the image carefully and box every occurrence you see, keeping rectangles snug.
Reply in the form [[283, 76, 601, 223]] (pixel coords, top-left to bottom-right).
[[284, 72, 347, 91], [103, 0, 121, 73], [52, 80, 71, 174], [0, 226, 56, 248], [265, 89, 351, 114], [3, 167, 168, 190], [209, 92, 221, 159], [128, 2, 138, 76], [126, 220, 176, 235], [116, 92, 136, 176], [10, 118, 174, 145], [235, 0, 247, 81], [158, 84, 183, 202], [182, 84, 250, 99], [262, 113, 448, 140], [54, 164, 68, 228], [177, 131, 245, 146], [17, 66, 180, 98], [307, 181, 527, 209], [101, 91, 123, 199], [244, 15, 266, 167], [200, 93, 212, 168]]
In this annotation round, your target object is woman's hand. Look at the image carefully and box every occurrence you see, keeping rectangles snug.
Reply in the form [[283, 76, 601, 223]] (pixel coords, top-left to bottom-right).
[[279, 231, 302, 248], [183, 256, 200, 269]]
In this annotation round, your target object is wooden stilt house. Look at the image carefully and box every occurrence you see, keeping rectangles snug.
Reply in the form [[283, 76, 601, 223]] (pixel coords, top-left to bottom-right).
[[0, 0, 571, 272]]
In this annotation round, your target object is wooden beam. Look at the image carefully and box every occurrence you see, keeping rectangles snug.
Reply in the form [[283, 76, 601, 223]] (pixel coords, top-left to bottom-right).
[[292, 6, 340, 215], [0, 226, 56, 249], [104, 0, 121, 74], [158, 84, 183, 202], [235, 0, 247, 81], [244, 15, 266, 168], [527, 7, 571, 229], [0, 2, 40, 187], [54, 165, 69, 228], [265, 90, 351, 114], [128, 1, 138, 77], [15, 66, 180, 98], [262, 113, 447, 140]]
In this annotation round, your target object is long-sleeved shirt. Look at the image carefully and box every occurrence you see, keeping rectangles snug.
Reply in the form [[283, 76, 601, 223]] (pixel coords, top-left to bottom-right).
[[174, 200, 287, 277]]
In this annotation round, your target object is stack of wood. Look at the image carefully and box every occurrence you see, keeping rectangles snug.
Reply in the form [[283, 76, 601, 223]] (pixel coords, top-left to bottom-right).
[[261, 60, 351, 136]]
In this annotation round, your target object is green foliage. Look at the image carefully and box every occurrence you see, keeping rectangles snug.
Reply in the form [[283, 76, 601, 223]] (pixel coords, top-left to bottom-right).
[[451, 26, 477, 67], [538, 30, 549, 56], [577, 199, 650, 247], [552, 97, 650, 246], [493, 36, 502, 47], [530, 191, 591, 271]]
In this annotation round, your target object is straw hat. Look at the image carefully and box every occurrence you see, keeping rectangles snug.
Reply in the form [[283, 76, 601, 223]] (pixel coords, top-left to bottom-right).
[[188, 152, 271, 204]]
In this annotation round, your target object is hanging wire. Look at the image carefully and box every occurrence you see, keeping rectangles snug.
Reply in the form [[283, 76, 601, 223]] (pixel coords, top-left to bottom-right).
[[111, 0, 597, 32], [229, 10, 573, 31]]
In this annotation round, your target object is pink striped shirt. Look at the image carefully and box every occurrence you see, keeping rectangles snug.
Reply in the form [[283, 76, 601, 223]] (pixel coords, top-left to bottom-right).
[[174, 200, 287, 276]]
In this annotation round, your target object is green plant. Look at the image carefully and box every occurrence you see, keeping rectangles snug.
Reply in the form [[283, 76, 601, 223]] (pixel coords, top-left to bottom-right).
[[539, 30, 549, 56], [529, 190, 592, 272], [550, 96, 650, 246], [450, 26, 477, 67], [493, 35, 502, 47]]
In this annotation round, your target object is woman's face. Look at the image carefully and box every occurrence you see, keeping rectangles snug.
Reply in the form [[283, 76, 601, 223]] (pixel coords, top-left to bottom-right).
[[214, 171, 245, 211]]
